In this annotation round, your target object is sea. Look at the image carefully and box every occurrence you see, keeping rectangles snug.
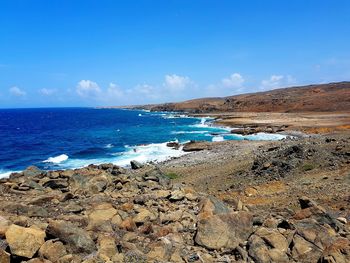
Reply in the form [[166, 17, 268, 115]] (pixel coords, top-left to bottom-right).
[[0, 108, 286, 178]]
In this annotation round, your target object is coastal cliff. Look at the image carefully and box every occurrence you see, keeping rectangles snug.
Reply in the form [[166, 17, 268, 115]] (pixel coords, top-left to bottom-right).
[[122, 81, 350, 113]]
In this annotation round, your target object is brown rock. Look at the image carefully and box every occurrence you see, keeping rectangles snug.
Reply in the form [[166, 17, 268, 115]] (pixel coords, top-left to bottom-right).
[[98, 235, 117, 260], [0, 249, 10, 263], [120, 217, 137, 231], [195, 211, 253, 250], [255, 227, 289, 252], [248, 228, 290, 263], [5, 224, 46, 258], [169, 190, 185, 201], [0, 216, 10, 238], [47, 220, 96, 254], [87, 203, 117, 232], [182, 141, 211, 152], [27, 259, 52, 263], [39, 240, 67, 262], [291, 234, 322, 263], [133, 208, 157, 224], [320, 238, 350, 263], [57, 254, 82, 263]]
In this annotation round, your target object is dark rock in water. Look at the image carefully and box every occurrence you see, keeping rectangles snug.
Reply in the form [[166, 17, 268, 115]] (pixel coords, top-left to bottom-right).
[[166, 141, 180, 149], [130, 160, 143, 169], [22, 166, 43, 177], [47, 220, 96, 254]]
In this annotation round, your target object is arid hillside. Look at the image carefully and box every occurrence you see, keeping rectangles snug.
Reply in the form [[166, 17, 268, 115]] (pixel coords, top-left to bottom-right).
[[128, 81, 350, 113]]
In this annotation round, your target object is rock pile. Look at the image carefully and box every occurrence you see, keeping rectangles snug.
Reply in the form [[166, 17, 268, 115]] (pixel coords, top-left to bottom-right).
[[0, 164, 349, 262]]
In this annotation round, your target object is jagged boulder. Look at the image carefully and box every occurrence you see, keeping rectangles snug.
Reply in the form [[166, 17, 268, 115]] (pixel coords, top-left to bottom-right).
[[47, 220, 96, 254], [5, 224, 46, 258], [195, 197, 253, 250]]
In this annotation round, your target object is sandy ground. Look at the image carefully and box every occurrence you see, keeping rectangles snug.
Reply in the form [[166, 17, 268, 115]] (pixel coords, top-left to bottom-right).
[[191, 111, 350, 133], [154, 111, 350, 220], [158, 132, 350, 218]]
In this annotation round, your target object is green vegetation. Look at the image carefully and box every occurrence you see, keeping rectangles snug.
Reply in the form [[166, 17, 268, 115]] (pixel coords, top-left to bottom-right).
[[165, 172, 179, 179], [302, 163, 316, 171]]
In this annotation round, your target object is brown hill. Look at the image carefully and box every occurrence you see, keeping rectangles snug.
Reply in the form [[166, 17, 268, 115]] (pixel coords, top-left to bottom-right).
[[132, 81, 350, 113]]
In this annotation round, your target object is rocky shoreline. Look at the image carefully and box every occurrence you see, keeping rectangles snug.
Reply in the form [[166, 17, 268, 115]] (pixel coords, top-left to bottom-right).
[[0, 128, 349, 262]]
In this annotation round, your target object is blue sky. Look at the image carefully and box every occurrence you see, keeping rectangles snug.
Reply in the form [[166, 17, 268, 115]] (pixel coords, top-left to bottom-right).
[[1, 0, 349, 108]]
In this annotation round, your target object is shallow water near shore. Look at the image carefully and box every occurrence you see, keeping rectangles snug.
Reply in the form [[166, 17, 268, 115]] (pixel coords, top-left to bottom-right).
[[0, 108, 286, 177]]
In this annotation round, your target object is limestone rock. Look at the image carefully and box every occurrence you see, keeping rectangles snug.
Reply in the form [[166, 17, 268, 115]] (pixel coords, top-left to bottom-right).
[[5, 224, 46, 258]]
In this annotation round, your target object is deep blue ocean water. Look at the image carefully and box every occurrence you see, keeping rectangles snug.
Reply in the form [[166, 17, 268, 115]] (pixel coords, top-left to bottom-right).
[[0, 108, 285, 177]]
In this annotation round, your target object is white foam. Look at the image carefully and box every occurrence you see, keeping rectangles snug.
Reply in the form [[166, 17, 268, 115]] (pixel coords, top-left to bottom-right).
[[212, 136, 224, 142], [162, 114, 190, 119], [138, 113, 142, 116], [111, 142, 188, 167], [228, 132, 287, 141], [0, 170, 18, 179], [43, 154, 69, 164], [105, 144, 114, 148], [171, 130, 209, 134]]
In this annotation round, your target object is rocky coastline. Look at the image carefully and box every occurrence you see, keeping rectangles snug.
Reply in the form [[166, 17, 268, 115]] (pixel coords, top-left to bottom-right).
[[0, 127, 349, 262]]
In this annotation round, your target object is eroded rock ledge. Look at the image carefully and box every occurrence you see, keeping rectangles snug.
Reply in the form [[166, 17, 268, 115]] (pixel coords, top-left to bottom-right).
[[0, 164, 349, 262]]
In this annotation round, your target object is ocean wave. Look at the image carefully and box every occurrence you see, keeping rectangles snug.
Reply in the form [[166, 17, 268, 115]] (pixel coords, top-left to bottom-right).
[[43, 154, 69, 164], [227, 132, 287, 141], [212, 136, 225, 142], [162, 114, 190, 119], [111, 142, 188, 167], [171, 130, 209, 134], [0, 170, 18, 179]]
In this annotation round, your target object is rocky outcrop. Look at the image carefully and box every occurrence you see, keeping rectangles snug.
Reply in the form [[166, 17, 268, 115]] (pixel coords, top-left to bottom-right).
[[0, 164, 349, 262], [182, 140, 212, 152]]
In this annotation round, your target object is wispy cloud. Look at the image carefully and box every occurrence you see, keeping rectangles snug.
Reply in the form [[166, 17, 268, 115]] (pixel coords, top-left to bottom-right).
[[9, 86, 26, 97], [260, 75, 296, 90], [39, 88, 57, 96]]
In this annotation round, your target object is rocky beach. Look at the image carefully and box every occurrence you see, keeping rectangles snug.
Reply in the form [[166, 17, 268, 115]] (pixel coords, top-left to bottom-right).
[[0, 107, 349, 262]]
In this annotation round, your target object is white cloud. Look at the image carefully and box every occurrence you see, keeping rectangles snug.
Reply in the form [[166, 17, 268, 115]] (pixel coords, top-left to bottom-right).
[[107, 83, 124, 98], [221, 73, 245, 88], [260, 75, 296, 90], [9, 86, 26, 97], [164, 74, 192, 92], [39, 88, 56, 96], [76, 80, 101, 97], [131, 84, 159, 100]]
